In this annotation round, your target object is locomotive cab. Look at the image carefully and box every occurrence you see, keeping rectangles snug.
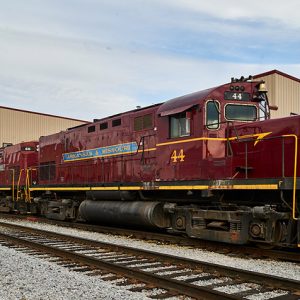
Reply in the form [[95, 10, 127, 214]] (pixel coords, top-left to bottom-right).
[[202, 77, 270, 178], [0, 141, 38, 213], [204, 77, 270, 133], [155, 77, 269, 181]]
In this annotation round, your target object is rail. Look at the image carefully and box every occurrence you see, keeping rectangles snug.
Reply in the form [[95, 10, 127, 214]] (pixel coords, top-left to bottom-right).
[[24, 168, 36, 203], [9, 169, 15, 202], [16, 169, 24, 201], [282, 134, 298, 220], [136, 133, 156, 164], [2, 213, 299, 262], [0, 222, 299, 299]]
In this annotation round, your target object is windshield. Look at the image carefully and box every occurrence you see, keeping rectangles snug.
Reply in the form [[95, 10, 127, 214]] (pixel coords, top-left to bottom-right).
[[206, 101, 220, 129], [225, 104, 257, 121]]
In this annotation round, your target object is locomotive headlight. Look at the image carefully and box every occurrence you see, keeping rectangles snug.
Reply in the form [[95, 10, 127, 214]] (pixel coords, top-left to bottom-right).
[[235, 86, 239, 91], [230, 85, 234, 91], [240, 86, 245, 91]]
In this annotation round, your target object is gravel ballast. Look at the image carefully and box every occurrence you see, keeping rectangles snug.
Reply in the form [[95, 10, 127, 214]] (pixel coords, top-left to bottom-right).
[[0, 217, 299, 299], [0, 244, 148, 300]]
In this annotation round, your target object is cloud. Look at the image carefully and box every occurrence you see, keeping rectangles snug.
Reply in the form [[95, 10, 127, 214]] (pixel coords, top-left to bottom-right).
[[0, 0, 299, 121], [163, 0, 300, 29]]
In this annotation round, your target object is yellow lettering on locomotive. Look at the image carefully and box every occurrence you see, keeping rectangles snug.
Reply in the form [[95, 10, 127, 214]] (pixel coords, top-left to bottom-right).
[[171, 150, 177, 163], [171, 149, 185, 163], [178, 149, 185, 162]]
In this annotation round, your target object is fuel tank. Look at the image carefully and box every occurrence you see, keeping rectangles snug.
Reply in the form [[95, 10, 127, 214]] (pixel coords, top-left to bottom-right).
[[78, 200, 170, 228]]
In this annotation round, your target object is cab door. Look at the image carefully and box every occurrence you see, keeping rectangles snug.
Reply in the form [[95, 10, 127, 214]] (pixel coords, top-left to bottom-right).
[[203, 99, 232, 179], [156, 107, 202, 181], [203, 100, 225, 158]]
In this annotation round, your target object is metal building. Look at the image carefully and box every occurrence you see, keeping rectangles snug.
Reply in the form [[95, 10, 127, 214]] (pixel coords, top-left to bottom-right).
[[0, 106, 88, 147], [254, 70, 300, 119]]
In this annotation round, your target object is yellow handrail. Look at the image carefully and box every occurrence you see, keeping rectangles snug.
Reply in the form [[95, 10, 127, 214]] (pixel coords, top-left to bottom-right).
[[16, 169, 24, 201], [25, 169, 29, 202], [25, 168, 33, 203], [9, 169, 15, 202], [282, 134, 299, 220]]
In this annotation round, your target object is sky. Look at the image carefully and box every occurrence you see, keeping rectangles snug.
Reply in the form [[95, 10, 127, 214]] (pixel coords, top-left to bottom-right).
[[1, 0, 300, 121]]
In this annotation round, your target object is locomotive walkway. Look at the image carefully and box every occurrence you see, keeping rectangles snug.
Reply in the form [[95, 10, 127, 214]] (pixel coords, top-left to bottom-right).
[[0, 221, 299, 299]]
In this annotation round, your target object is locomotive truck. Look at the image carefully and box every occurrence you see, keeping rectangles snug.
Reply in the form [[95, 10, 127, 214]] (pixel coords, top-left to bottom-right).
[[0, 76, 299, 248]]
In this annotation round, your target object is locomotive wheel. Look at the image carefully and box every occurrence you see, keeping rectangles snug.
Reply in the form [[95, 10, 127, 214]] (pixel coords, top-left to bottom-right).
[[256, 221, 285, 249]]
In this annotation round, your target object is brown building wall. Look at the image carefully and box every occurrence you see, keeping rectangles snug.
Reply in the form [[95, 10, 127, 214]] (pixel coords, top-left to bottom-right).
[[254, 70, 300, 119], [0, 106, 88, 146]]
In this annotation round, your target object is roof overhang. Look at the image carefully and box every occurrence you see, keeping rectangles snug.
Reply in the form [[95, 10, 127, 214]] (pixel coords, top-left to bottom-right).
[[157, 87, 215, 117], [159, 104, 196, 117]]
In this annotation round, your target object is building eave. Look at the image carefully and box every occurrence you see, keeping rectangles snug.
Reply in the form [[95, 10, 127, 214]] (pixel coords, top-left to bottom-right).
[[0, 105, 89, 123], [254, 69, 300, 83]]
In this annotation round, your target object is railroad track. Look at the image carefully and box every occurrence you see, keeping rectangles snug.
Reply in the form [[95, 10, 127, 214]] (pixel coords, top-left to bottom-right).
[[0, 213, 299, 264], [0, 221, 299, 300]]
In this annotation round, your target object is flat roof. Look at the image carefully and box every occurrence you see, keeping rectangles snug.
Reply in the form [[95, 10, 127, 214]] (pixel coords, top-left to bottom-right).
[[0, 105, 89, 123], [254, 69, 300, 83]]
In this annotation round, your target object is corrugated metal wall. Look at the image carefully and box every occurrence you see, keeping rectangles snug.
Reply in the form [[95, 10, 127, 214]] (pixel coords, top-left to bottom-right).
[[0, 107, 87, 146], [255, 73, 300, 119]]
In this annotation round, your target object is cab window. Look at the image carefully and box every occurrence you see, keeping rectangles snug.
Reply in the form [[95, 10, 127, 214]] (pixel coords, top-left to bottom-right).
[[206, 101, 220, 129], [225, 104, 257, 121], [170, 112, 190, 138]]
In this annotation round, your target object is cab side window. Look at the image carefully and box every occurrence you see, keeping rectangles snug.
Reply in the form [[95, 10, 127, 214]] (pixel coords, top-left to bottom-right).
[[170, 112, 190, 138], [206, 101, 220, 130]]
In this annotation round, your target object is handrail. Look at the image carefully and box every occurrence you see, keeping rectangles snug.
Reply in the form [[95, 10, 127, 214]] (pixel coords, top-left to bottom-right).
[[136, 134, 156, 163], [16, 169, 24, 201], [226, 120, 240, 141], [25, 168, 31, 203], [27, 168, 37, 202], [282, 134, 298, 220], [9, 169, 15, 202], [230, 133, 299, 220]]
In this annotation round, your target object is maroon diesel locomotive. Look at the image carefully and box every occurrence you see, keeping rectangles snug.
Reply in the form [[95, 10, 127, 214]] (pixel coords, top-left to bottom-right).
[[0, 141, 38, 210], [0, 76, 299, 248]]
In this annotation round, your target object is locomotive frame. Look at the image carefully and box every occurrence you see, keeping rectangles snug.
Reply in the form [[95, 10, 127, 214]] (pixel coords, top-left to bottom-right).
[[0, 76, 299, 248]]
